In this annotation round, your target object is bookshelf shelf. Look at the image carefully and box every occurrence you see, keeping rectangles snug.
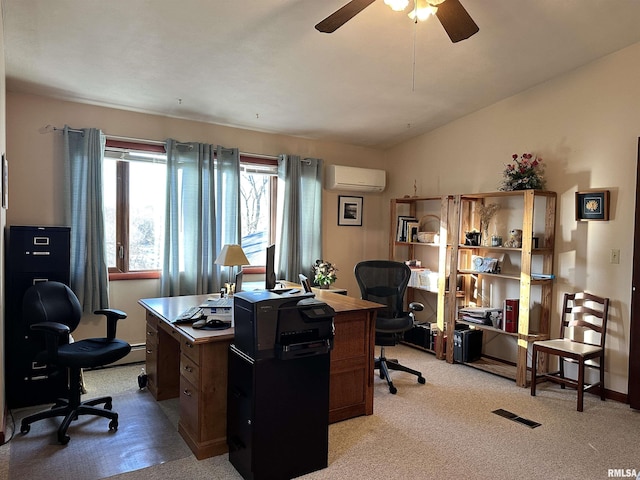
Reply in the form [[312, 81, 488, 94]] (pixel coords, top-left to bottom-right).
[[390, 196, 451, 359], [446, 190, 557, 387]]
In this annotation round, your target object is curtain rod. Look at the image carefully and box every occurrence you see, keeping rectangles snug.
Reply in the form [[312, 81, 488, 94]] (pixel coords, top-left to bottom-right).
[[40, 124, 279, 159]]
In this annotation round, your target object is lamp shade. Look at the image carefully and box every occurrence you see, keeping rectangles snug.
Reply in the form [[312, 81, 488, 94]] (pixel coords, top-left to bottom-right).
[[215, 244, 249, 267]]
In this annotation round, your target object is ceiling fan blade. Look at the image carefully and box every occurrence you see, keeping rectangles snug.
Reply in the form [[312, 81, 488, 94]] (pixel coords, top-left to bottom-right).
[[315, 0, 377, 33], [435, 0, 479, 43]]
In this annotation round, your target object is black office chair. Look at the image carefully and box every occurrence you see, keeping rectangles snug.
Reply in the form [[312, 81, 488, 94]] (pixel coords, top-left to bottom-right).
[[354, 260, 425, 394], [19, 281, 131, 444]]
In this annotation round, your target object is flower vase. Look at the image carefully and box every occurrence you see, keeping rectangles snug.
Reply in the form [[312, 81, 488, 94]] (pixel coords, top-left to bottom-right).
[[482, 226, 490, 246], [319, 284, 329, 289]]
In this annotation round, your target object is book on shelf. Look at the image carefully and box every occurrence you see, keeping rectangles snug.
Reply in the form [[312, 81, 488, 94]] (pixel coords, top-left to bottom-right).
[[459, 307, 502, 328], [503, 299, 519, 333], [396, 215, 418, 242], [531, 273, 555, 280]]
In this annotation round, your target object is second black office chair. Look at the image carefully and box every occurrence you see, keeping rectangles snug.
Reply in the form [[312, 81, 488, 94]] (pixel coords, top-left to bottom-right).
[[19, 281, 131, 444], [355, 260, 425, 394]]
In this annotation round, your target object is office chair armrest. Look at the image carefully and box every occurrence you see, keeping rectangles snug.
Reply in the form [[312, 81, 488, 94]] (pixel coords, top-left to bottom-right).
[[30, 321, 70, 361], [408, 302, 424, 312], [94, 308, 127, 340]]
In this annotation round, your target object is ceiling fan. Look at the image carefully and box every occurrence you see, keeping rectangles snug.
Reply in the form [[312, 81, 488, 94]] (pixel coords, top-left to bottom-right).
[[315, 0, 479, 43]]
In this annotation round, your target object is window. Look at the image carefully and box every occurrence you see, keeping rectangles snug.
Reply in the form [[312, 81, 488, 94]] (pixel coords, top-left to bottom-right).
[[103, 141, 167, 274], [103, 144, 278, 276], [239, 156, 278, 267]]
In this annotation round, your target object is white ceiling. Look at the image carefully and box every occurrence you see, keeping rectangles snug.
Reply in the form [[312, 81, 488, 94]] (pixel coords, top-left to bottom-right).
[[4, 1, 640, 149]]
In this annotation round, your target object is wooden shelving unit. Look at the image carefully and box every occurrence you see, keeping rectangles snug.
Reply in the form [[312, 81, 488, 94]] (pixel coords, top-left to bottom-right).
[[389, 196, 452, 359], [444, 189, 557, 387]]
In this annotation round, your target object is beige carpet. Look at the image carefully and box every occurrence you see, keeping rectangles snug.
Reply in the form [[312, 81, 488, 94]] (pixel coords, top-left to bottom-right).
[[7, 377, 191, 480], [3, 347, 640, 480]]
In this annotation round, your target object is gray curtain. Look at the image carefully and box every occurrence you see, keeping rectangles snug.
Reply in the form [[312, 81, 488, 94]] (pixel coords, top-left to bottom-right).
[[276, 154, 323, 281], [62, 126, 110, 312], [161, 140, 240, 296]]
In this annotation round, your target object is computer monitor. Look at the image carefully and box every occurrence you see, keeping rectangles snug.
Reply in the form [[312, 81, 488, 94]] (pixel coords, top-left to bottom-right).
[[265, 244, 276, 290]]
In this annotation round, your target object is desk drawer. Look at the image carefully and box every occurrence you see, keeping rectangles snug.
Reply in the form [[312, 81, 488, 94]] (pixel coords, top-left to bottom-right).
[[180, 353, 200, 387], [145, 310, 158, 328], [146, 322, 158, 346], [179, 375, 200, 441], [181, 336, 201, 364]]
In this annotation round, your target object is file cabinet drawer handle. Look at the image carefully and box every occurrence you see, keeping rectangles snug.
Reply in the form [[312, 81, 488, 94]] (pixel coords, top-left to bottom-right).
[[182, 389, 192, 397], [185, 342, 194, 349], [184, 365, 193, 373]]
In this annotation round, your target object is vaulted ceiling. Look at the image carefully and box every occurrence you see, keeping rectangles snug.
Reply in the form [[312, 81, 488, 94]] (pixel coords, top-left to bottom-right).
[[5, 1, 640, 148]]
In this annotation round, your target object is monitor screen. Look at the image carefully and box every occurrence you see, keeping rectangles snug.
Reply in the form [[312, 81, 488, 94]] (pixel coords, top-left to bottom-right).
[[265, 244, 276, 290]]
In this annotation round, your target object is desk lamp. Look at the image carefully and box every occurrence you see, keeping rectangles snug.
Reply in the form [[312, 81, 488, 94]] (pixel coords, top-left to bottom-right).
[[215, 244, 249, 295]]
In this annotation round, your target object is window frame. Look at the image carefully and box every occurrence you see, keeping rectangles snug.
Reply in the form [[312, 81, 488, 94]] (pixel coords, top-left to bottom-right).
[[105, 139, 166, 279], [239, 154, 278, 274], [104, 146, 279, 280]]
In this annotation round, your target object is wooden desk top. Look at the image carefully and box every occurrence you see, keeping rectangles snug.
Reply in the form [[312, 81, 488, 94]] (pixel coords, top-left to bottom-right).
[[139, 288, 382, 344], [278, 280, 383, 313], [138, 294, 235, 343], [307, 287, 382, 313]]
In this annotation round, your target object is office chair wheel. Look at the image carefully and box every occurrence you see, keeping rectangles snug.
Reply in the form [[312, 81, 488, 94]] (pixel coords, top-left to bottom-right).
[[20, 423, 30, 434], [418, 376, 426, 384], [389, 385, 397, 395], [104, 400, 113, 410], [58, 433, 70, 445], [109, 418, 118, 431]]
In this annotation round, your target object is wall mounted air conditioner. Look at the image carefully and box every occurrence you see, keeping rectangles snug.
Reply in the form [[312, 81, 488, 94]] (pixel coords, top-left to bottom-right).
[[325, 165, 386, 193]]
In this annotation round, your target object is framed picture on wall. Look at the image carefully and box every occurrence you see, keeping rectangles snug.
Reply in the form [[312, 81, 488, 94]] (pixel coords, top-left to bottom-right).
[[575, 190, 610, 221], [338, 195, 363, 226]]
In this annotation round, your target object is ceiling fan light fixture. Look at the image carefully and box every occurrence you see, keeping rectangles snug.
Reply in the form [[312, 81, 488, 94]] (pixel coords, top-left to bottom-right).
[[408, 0, 438, 21], [384, 0, 410, 12]]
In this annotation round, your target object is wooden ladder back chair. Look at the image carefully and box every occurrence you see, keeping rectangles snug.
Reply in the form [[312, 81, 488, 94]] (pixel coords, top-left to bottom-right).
[[531, 292, 610, 411]]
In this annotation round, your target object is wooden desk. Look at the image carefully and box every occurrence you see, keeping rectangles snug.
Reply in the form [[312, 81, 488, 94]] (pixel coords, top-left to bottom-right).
[[139, 289, 380, 459]]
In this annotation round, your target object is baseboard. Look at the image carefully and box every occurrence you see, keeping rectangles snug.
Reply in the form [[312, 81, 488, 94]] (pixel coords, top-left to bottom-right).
[[113, 343, 145, 366], [606, 388, 627, 405]]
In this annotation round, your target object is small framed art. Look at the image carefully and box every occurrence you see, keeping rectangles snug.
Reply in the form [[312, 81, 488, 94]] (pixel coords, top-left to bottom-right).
[[338, 195, 363, 226], [575, 190, 610, 221]]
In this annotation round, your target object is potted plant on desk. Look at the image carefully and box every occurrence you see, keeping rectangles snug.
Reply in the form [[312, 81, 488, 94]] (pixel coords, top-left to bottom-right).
[[313, 259, 338, 289]]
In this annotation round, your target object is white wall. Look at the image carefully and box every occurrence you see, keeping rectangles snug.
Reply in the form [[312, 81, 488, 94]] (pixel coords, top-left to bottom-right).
[[4, 93, 388, 364], [384, 41, 640, 395], [5, 40, 640, 397]]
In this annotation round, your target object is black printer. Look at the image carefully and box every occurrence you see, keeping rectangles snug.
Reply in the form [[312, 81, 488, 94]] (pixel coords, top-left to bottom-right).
[[233, 290, 335, 360], [228, 290, 336, 480]]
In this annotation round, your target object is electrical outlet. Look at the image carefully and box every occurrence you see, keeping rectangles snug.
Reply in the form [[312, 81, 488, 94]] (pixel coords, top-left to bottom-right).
[[610, 249, 620, 264]]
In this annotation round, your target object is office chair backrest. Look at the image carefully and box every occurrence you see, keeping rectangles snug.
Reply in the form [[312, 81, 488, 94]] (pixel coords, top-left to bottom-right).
[[354, 260, 411, 319], [22, 281, 82, 332], [560, 291, 609, 347]]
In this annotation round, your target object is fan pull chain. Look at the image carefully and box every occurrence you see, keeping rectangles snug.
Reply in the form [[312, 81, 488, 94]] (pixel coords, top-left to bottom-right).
[[412, 16, 418, 92]]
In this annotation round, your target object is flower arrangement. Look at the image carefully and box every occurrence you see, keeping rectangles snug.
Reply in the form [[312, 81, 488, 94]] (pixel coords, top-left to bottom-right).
[[500, 153, 545, 191], [313, 259, 338, 287]]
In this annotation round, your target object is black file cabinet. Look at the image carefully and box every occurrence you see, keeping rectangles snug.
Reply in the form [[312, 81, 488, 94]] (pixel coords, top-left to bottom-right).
[[5, 225, 71, 408], [227, 345, 330, 480]]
